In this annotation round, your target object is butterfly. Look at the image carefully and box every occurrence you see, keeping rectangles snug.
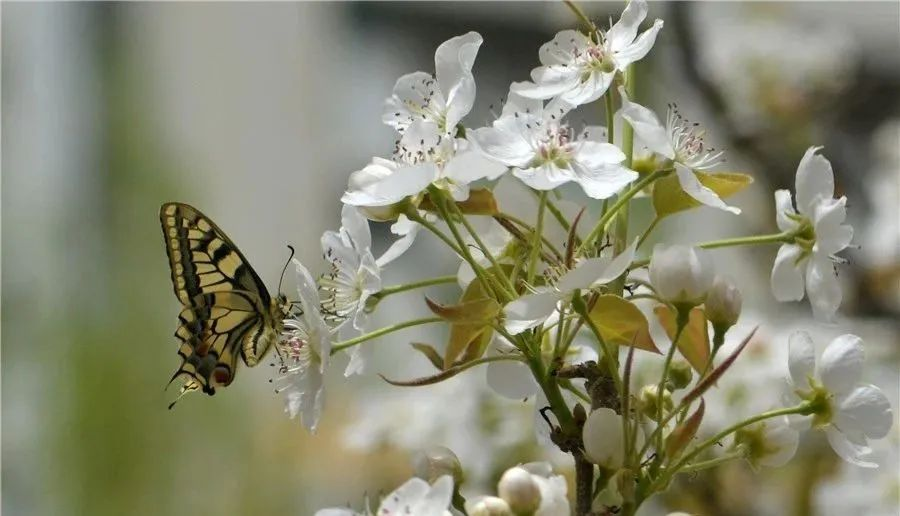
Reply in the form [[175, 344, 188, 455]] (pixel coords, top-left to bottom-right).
[[160, 202, 289, 408]]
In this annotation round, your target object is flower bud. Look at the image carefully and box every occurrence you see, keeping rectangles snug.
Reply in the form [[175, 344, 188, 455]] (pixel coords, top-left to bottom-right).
[[582, 408, 624, 470], [498, 466, 541, 515], [649, 244, 715, 306], [704, 275, 742, 330], [667, 360, 693, 390], [413, 446, 463, 485], [466, 496, 513, 516], [638, 384, 673, 421]]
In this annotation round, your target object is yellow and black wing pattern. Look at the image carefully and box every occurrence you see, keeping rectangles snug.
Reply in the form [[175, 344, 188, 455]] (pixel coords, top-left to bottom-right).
[[160, 202, 283, 408]]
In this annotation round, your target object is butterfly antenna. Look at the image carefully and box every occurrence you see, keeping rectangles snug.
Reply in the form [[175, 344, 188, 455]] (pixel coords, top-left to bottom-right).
[[278, 245, 296, 295]]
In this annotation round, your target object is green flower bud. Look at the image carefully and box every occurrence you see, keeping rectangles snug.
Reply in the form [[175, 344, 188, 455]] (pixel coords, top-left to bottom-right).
[[667, 360, 693, 390], [638, 384, 673, 421]]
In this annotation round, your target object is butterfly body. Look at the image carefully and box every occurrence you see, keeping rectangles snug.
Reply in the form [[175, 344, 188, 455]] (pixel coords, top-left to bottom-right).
[[160, 202, 287, 407]]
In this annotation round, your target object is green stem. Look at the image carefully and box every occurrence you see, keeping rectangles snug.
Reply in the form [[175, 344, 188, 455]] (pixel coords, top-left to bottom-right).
[[564, 0, 595, 37], [331, 317, 443, 353], [653, 308, 689, 457], [677, 451, 744, 473], [407, 210, 464, 256], [699, 232, 793, 249], [578, 169, 671, 256], [636, 216, 661, 250], [653, 404, 813, 491], [372, 276, 457, 300], [527, 192, 548, 285], [447, 200, 517, 297]]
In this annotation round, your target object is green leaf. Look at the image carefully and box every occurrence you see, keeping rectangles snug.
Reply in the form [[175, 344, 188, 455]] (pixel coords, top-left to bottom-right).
[[653, 172, 753, 218], [425, 296, 500, 324], [654, 305, 710, 373], [420, 188, 498, 215], [441, 277, 497, 368], [410, 342, 444, 370], [588, 295, 660, 354]]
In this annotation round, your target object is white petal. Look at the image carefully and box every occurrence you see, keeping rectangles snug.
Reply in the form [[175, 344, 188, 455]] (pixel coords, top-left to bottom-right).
[[513, 164, 573, 191], [795, 146, 835, 216], [444, 147, 507, 184], [379, 477, 432, 513], [582, 408, 625, 468], [674, 163, 741, 214], [533, 473, 570, 516], [487, 359, 538, 400], [813, 197, 853, 256], [314, 509, 357, 516], [606, 0, 648, 51], [571, 162, 637, 200], [558, 239, 638, 291], [344, 342, 372, 377], [342, 161, 438, 207], [835, 384, 893, 439], [774, 189, 799, 232], [340, 204, 371, 251], [418, 476, 454, 515], [558, 70, 614, 106], [771, 244, 806, 302], [819, 334, 864, 395], [805, 253, 841, 322], [825, 426, 877, 468], [612, 19, 664, 68], [435, 32, 482, 129], [284, 364, 325, 433], [513, 66, 582, 100], [469, 119, 534, 168], [617, 88, 675, 159], [537, 30, 591, 66], [376, 218, 421, 267], [758, 422, 800, 468], [503, 291, 561, 334], [383, 71, 441, 130], [787, 331, 816, 388]]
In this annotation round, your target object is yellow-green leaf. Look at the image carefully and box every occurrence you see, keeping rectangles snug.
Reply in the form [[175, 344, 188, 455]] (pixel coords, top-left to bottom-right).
[[442, 277, 496, 368], [652, 172, 753, 218], [588, 295, 660, 354], [410, 342, 444, 370], [666, 399, 705, 459], [654, 305, 710, 373], [426, 296, 500, 324]]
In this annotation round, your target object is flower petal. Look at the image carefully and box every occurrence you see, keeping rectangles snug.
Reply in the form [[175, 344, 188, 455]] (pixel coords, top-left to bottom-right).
[[617, 88, 675, 159], [558, 239, 638, 291], [513, 65, 582, 100], [819, 334, 864, 395], [606, 0, 648, 51], [825, 426, 877, 468], [795, 146, 835, 216], [376, 216, 421, 267], [805, 253, 841, 322], [612, 19, 664, 68], [469, 117, 535, 168], [417, 475, 454, 515], [559, 70, 615, 106], [487, 359, 538, 400], [538, 30, 591, 66], [583, 408, 625, 468], [774, 189, 799, 232], [787, 331, 816, 388], [435, 32, 482, 130], [340, 204, 372, 251], [834, 384, 893, 440], [758, 421, 800, 468], [383, 71, 442, 131], [444, 146, 507, 184], [379, 477, 431, 513], [513, 164, 573, 191], [503, 291, 561, 334], [771, 244, 806, 302], [674, 163, 741, 213], [812, 197, 853, 256], [342, 161, 438, 207]]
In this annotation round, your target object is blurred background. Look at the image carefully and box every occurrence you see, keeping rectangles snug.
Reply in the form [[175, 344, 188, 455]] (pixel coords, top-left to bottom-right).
[[3, 2, 898, 515]]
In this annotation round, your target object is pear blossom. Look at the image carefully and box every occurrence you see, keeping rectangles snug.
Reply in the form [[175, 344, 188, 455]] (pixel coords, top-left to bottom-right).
[[497, 466, 541, 514], [771, 147, 853, 322], [512, 0, 663, 106], [732, 418, 799, 469], [315, 475, 454, 516], [648, 244, 715, 306], [277, 260, 333, 433], [384, 32, 482, 134], [342, 120, 506, 209], [618, 88, 740, 214], [521, 462, 571, 516], [471, 92, 637, 199], [503, 240, 638, 334], [704, 275, 743, 329], [583, 408, 627, 469], [465, 496, 512, 516], [786, 331, 893, 468]]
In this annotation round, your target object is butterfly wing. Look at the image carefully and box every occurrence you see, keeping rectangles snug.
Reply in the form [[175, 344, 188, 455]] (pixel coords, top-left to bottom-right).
[[160, 202, 280, 406]]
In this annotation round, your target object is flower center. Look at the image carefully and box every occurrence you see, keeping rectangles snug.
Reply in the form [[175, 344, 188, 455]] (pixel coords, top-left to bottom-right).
[[666, 104, 724, 170], [533, 123, 575, 168]]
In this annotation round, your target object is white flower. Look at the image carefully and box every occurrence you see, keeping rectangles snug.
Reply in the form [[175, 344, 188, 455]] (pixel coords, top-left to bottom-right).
[[583, 408, 627, 469], [786, 331, 893, 468], [315, 475, 454, 516], [732, 418, 799, 469], [384, 32, 482, 134], [498, 467, 541, 514], [521, 462, 570, 516], [771, 147, 853, 322], [512, 0, 663, 106], [471, 92, 637, 199], [704, 275, 743, 329], [343, 120, 505, 209], [618, 87, 740, 214], [465, 496, 512, 516], [648, 244, 715, 306], [503, 240, 637, 334], [277, 260, 333, 433]]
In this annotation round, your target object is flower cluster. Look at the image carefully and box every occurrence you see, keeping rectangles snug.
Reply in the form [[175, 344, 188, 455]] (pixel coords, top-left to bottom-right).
[[262, 1, 893, 514]]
